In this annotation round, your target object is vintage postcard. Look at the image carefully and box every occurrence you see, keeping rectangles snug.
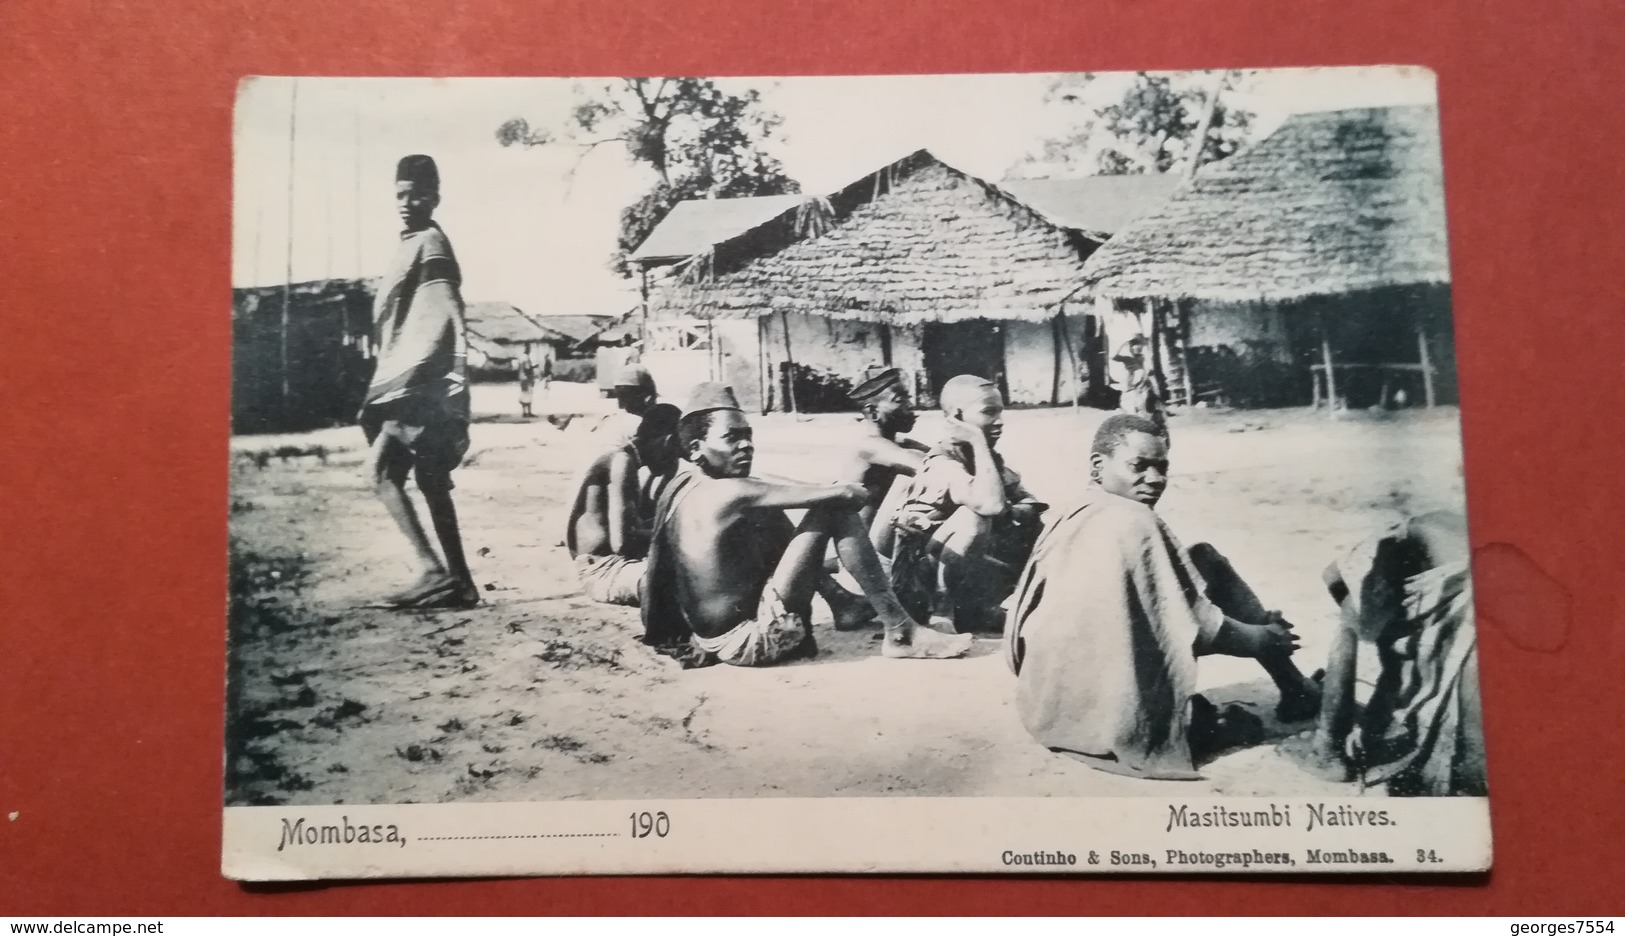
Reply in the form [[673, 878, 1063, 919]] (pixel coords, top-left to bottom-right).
[[224, 67, 1489, 879]]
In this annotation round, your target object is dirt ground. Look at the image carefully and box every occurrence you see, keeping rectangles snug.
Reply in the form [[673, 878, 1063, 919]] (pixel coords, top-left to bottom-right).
[[225, 381, 1468, 806]]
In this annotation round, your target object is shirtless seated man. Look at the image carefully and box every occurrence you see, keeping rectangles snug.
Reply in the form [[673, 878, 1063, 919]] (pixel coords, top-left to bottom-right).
[[889, 375, 1046, 634], [840, 368, 931, 557], [641, 383, 972, 667], [1004, 414, 1323, 780], [822, 368, 931, 627], [565, 403, 681, 607]]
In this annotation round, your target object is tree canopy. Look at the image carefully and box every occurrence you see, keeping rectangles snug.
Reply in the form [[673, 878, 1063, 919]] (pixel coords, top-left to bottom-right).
[[1012, 71, 1256, 178], [497, 79, 798, 277]]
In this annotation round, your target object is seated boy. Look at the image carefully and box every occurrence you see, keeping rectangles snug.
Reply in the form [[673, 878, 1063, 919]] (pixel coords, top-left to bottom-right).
[[1003, 413, 1322, 780], [889, 375, 1045, 633]]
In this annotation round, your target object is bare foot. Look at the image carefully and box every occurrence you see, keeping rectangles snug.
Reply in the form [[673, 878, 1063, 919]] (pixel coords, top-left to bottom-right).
[[1189, 696, 1265, 761], [403, 576, 479, 610], [1275, 668, 1325, 722], [882, 625, 973, 659], [825, 585, 879, 631], [1276, 729, 1353, 782], [382, 570, 457, 608]]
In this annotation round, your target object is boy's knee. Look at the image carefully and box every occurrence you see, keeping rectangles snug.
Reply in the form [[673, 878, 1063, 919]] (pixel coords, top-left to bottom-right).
[[1187, 541, 1223, 572], [937, 506, 992, 543]]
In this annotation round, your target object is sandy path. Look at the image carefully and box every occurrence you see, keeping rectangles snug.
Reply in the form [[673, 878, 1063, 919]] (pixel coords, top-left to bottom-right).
[[226, 387, 1466, 806]]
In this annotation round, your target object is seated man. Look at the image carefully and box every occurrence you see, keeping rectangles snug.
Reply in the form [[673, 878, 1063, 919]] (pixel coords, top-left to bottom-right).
[[565, 403, 682, 607], [823, 368, 930, 626], [641, 383, 972, 667], [1003, 413, 1322, 780], [839, 367, 931, 559], [889, 375, 1046, 633], [596, 362, 658, 446], [1279, 512, 1485, 796]]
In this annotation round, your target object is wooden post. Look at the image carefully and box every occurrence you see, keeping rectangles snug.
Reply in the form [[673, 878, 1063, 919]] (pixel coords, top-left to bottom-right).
[[1146, 297, 1167, 403], [1177, 301, 1194, 406], [1416, 320, 1436, 408], [880, 323, 893, 367], [1157, 303, 1187, 406], [639, 266, 650, 345], [1050, 314, 1064, 406], [280, 79, 299, 415], [756, 316, 768, 414], [1318, 306, 1338, 416], [780, 309, 798, 414]]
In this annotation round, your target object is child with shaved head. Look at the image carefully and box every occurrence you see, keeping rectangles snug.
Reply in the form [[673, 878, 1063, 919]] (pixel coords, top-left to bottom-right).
[[1003, 413, 1322, 780], [888, 375, 1046, 633]]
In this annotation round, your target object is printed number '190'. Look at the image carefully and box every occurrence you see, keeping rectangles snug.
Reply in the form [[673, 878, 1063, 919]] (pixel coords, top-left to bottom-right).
[[630, 811, 670, 839]]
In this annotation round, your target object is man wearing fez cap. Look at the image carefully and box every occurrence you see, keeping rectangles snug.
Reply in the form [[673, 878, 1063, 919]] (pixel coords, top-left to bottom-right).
[[841, 368, 930, 553], [640, 382, 971, 666], [358, 153, 478, 609], [593, 362, 659, 449]]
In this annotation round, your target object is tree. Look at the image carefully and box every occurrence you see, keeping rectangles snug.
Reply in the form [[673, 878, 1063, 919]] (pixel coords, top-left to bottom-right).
[[1011, 71, 1256, 178], [497, 79, 798, 276]]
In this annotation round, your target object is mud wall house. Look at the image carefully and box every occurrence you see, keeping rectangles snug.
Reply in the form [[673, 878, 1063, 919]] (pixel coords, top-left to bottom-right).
[[231, 278, 376, 434], [634, 150, 1177, 412], [1077, 104, 1456, 410]]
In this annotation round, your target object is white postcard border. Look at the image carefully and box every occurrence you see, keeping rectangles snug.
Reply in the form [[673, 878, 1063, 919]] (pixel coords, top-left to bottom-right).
[[224, 795, 1490, 880]]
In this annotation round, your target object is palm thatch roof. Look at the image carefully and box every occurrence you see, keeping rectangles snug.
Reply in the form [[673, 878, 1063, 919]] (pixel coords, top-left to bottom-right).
[[654, 150, 1155, 324], [464, 301, 565, 348], [524, 313, 620, 344], [997, 175, 1180, 240], [630, 194, 809, 264], [1079, 105, 1450, 302]]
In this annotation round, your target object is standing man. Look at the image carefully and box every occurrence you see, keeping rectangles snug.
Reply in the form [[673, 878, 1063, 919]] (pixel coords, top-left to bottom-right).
[[517, 355, 537, 418], [641, 383, 972, 666], [889, 375, 1046, 633], [359, 154, 478, 609]]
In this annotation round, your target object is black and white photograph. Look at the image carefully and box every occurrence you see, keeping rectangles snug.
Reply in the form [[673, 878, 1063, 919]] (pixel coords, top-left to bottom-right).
[[224, 67, 1489, 879]]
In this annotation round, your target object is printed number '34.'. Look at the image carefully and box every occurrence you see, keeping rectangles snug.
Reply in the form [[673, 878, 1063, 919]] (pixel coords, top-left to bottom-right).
[[630, 811, 670, 839]]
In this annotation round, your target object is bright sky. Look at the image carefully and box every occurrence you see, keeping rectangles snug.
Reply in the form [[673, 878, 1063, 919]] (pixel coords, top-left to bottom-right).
[[232, 67, 1437, 315]]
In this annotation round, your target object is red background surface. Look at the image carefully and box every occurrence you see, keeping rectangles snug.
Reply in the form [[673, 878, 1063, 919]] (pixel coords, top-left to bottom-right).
[[2, 0, 1622, 916]]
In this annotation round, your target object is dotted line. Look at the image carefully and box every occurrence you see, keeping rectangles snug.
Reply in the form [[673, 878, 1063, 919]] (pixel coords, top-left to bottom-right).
[[419, 833, 621, 841]]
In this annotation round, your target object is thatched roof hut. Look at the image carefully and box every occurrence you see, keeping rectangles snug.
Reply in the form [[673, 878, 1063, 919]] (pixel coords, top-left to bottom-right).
[[998, 175, 1179, 242], [657, 150, 1163, 324], [1079, 105, 1449, 302], [630, 194, 809, 265], [464, 301, 567, 358]]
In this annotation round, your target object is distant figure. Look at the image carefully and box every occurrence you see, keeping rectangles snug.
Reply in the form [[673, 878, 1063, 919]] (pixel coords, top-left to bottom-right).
[[1004, 414, 1323, 780], [565, 404, 683, 607], [889, 375, 1046, 634], [359, 154, 478, 609], [1279, 512, 1485, 796], [641, 383, 972, 667], [539, 353, 553, 395], [1113, 334, 1165, 425], [517, 358, 537, 418]]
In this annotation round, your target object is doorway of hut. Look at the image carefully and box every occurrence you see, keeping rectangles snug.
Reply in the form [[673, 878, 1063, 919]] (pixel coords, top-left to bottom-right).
[[921, 321, 1007, 408]]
